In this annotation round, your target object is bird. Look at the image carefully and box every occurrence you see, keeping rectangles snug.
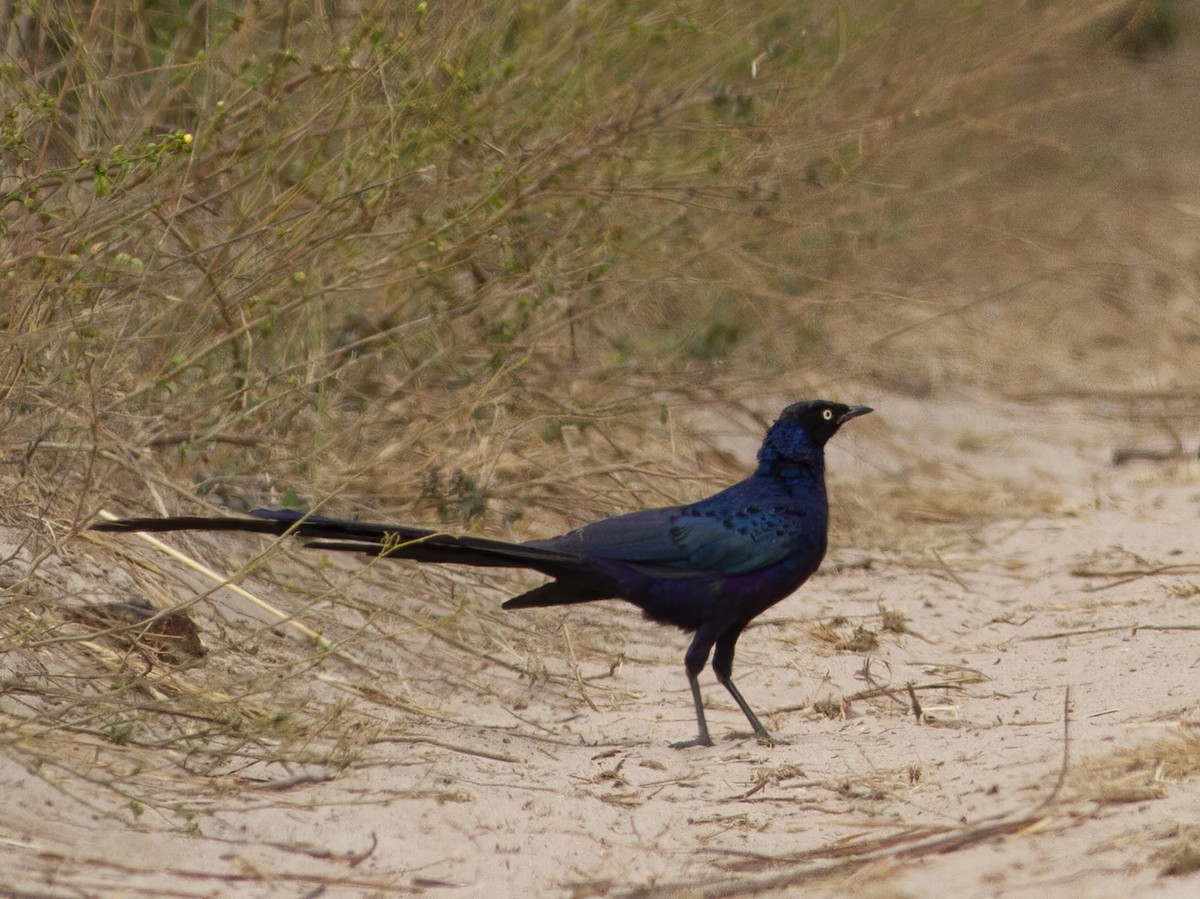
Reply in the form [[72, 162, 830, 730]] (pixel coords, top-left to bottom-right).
[[92, 399, 871, 746]]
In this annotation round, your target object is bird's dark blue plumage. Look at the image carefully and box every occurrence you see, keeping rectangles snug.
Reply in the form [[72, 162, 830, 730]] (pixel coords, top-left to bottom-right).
[[92, 399, 871, 746]]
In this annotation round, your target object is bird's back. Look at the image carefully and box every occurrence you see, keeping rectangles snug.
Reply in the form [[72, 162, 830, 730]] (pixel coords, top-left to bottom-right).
[[521, 471, 829, 630]]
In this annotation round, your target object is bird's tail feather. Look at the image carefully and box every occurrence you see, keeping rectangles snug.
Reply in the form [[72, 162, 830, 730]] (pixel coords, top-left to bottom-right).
[[92, 515, 293, 536], [93, 509, 617, 591], [501, 581, 611, 609]]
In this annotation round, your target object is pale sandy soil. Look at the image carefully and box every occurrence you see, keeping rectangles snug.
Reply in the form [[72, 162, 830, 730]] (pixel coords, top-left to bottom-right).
[[4, 5, 1200, 898], [3, 388, 1198, 898]]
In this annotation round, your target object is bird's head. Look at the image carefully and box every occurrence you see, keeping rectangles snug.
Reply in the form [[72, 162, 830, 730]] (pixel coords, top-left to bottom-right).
[[777, 400, 872, 446], [757, 400, 872, 472]]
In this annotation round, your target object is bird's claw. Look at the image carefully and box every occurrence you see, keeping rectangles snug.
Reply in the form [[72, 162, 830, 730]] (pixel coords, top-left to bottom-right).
[[670, 735, 714, 750]]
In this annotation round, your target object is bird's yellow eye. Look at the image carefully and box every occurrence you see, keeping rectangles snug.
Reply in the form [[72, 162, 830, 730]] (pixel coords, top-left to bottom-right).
[[821, 409, 833, 421]]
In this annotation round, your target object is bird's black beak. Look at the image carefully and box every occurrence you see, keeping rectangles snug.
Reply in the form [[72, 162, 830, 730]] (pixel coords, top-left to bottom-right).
[[838, 405, 873, 424]]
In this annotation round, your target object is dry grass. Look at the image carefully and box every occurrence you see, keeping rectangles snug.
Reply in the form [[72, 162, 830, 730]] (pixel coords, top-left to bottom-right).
[[595, 709, 1200, 898], [3, 0, 1200, 893]]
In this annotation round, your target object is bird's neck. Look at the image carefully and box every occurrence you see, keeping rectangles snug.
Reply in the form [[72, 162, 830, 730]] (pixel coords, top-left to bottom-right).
[[755, 456, 826, 490], [754, 444, 826, 492], [754, 422, 826, 488]]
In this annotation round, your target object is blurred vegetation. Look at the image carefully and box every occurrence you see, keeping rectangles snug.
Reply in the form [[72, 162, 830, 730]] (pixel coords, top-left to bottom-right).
[[1, 0, 848, 519], [1, 0, 1199, 858], [0, 0, 1196, 522]]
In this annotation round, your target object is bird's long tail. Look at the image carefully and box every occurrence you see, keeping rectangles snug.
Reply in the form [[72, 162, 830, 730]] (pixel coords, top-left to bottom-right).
[[92, 509, 617, 603]]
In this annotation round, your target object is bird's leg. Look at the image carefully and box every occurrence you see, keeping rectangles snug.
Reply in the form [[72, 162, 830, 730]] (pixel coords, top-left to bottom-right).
[[713, 629, 774, 744], [714, 672, 772, 742], [667, 671, 713, 749], [671, 633, 716, 749]]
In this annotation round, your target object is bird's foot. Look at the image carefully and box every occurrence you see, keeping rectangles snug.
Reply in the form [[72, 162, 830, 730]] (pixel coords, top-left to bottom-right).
[[670, 735, 714, 750], [671, 732, 785, 749], [722, 730, 782, 747]]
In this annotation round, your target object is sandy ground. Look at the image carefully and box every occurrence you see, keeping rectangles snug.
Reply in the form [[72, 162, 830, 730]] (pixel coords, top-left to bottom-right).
[[3, 388, 1199, 897]]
